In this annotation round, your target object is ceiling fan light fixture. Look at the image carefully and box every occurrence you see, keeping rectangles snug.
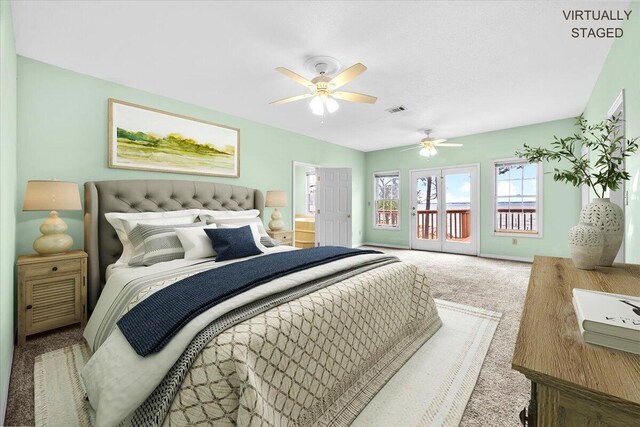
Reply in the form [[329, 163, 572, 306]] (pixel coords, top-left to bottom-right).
[[325, 96, 339, 113], [309, 96, 324, 115], [419, 147, 437, 157]]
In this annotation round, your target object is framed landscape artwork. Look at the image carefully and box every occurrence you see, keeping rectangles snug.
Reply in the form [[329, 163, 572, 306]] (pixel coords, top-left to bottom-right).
[[108, 99, 240, 177]]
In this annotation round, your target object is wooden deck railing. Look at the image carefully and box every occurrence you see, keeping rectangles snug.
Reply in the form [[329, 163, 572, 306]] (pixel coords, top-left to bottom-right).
[[496, 208, 536, 232], [416, 209, 471, 240], [377, 207, 536, 238]]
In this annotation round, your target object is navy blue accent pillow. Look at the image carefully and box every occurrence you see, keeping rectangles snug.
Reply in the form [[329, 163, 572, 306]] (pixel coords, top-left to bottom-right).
[[205, 225, 263, 262]]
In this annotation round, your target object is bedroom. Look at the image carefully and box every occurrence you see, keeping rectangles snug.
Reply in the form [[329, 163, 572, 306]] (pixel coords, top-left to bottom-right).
[[1, 1, 639, 426]]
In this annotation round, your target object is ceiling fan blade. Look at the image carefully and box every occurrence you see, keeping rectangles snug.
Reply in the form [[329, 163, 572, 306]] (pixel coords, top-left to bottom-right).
[[328, 63, 367, 89], [332, 91, 377, 104], [270, 93, 314, 105], [399, 145, 420, 152], [436, 143, 463, 147], [275, 67, 316, 90]]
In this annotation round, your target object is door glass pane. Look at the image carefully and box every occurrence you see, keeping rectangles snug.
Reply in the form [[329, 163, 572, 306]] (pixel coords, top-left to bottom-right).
[[445, 173, 471, 243], [415, 175, 438, 240]]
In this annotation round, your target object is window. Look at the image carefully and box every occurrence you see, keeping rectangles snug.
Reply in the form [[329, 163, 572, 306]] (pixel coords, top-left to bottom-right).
[[305, 172, 316, 216], [374, 171, 400, 229], [494, 160, 542, 236]]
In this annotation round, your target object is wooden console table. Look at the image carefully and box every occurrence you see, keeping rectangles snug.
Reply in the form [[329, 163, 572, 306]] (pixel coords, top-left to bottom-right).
[[512, 256, 640, 426]]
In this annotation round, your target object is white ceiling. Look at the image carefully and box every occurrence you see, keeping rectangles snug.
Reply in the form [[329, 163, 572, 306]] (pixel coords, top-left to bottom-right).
[[11, 1, 628, 152]]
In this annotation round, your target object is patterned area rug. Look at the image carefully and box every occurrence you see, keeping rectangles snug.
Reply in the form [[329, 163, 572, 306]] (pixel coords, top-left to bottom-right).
[[33, 300, 500, 427]]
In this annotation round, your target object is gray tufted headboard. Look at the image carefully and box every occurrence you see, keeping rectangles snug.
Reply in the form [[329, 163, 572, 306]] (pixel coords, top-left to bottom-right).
[[84, 179, 264, 311]]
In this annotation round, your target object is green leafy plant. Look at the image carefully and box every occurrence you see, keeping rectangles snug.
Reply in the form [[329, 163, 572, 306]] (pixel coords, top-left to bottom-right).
[[516, 114, 638, 198]]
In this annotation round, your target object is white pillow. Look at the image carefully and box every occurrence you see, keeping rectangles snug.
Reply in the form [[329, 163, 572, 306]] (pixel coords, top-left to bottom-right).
[[209, 216, 269, 238], [175, 224, 218, 260], [218, 223, 268, 252], [199, 209, 260, 221], [105, 209, 200, 265]]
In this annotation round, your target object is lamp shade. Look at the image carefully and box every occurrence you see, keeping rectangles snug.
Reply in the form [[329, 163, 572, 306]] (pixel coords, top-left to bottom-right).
[[265, 190, 287, 208], [23, 180, 81, 211]]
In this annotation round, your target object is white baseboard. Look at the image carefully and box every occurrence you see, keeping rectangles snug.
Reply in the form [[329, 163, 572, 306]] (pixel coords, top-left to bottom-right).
[[359, 242, 412, 250], [0, 344, 13, 426], [480, 253, 533, 263]]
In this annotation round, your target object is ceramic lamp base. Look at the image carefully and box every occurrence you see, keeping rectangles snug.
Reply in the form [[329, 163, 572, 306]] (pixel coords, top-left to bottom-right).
[[33, 210, 73, 255], [269, 208, 284, 231]]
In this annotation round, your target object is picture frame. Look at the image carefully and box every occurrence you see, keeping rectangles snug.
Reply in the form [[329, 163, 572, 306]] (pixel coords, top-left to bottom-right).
[[108, 98, 240, 178]]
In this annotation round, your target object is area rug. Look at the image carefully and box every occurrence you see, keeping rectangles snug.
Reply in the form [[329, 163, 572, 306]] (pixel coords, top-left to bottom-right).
[[34, 300, 500, 427], [33, 344, 94, 427]]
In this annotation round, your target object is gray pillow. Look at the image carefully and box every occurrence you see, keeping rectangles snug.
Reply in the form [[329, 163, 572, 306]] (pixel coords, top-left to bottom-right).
[[128, 221, 205, 266]]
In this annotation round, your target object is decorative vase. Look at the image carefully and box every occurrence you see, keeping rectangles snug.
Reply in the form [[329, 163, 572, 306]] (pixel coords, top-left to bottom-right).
[[568, 222, 604, 270], [579, 198, 623, 266]]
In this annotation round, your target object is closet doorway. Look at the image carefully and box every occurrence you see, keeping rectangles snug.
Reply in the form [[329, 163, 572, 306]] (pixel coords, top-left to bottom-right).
[[410, 164, 479, 255], [292, 161, 318, 248]]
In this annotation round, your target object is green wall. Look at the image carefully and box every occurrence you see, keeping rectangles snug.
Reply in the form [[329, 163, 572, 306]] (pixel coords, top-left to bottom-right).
[[16, 57, 366, 256], [0, 0, 17, 421], [364, 119, 581, 259], [584, 3, 639, 263]]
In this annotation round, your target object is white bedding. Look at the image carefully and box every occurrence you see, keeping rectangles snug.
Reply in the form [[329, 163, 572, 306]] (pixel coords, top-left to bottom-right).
[[82, 246, 394, 426]]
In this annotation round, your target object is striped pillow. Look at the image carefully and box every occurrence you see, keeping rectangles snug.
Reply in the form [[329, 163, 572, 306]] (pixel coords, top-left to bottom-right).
[[128, 222, 205, 266]]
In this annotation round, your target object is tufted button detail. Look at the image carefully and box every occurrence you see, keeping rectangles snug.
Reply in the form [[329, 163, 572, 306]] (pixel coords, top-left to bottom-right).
[[144, 194, 150, 199]]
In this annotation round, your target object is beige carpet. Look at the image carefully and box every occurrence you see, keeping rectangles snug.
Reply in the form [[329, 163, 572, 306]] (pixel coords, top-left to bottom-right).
[[5, 248, 531, 426], [33, 300, 500, 427], [362, 247, 531, 427]]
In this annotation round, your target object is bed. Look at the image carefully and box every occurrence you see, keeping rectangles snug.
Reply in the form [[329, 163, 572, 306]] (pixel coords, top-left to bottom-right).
[[81, 179, 442, 427]]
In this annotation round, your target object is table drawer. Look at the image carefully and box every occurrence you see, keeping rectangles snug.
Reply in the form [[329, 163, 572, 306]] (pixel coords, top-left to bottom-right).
[[24, 259, 81, 279]]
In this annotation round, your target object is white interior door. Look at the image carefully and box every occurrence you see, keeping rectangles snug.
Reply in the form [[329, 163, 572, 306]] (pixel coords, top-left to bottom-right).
[[410, 165, 478, 255], [315, 168, 352, 247]]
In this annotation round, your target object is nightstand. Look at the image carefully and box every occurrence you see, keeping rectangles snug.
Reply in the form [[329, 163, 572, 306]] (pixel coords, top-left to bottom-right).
[[267, 229, 293, 246], [17, 250, 88, 345]]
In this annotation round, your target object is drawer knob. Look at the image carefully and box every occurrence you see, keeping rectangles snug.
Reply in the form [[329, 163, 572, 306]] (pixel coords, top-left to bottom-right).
[[26, 304, 33, 310], [52, 266, 58, 272]]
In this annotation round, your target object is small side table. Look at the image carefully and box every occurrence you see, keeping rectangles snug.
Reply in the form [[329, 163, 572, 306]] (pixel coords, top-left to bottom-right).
[[267, 229, 294, 247], [17, 250, 88, 345]]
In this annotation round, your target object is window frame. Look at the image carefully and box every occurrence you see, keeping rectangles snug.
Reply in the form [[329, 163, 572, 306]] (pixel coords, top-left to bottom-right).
[[373, 170, 401, 230], [492, 158, 544, 239]]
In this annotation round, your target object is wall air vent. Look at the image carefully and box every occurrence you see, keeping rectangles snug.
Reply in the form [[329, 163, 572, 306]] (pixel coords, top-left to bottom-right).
[[385, 105, 407, 114]]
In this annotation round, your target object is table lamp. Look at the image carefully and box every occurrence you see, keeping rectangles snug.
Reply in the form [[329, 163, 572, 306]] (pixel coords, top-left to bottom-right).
[[265, 190, 287, 231], [22, 180, 82, 255]]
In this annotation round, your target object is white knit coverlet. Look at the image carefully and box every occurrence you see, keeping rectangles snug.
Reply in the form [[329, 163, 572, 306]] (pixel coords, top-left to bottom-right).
[[162, 262, 442, 427]]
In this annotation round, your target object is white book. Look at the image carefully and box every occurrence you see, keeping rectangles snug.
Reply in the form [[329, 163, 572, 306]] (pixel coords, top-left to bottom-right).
[[573, 297, 640, 355], [572, 288, 640, 342]]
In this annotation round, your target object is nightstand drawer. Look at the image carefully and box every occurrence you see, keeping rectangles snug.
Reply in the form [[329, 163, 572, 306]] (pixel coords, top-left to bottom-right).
[[25, 259, 81, 279], [279, 234, 291, 242], [25, 274, 82, 335]]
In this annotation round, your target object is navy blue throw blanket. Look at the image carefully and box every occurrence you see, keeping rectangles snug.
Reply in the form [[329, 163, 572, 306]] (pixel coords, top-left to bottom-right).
[[118, 246, 382, 356]]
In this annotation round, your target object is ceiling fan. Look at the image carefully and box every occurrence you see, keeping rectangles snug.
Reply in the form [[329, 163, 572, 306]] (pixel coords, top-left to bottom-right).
[[403, 130, 463, 157], [271, 57, 377, 116]]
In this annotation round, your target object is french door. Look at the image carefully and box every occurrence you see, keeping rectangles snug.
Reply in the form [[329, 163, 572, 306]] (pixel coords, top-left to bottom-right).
[[410, 165, 479, 255]]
